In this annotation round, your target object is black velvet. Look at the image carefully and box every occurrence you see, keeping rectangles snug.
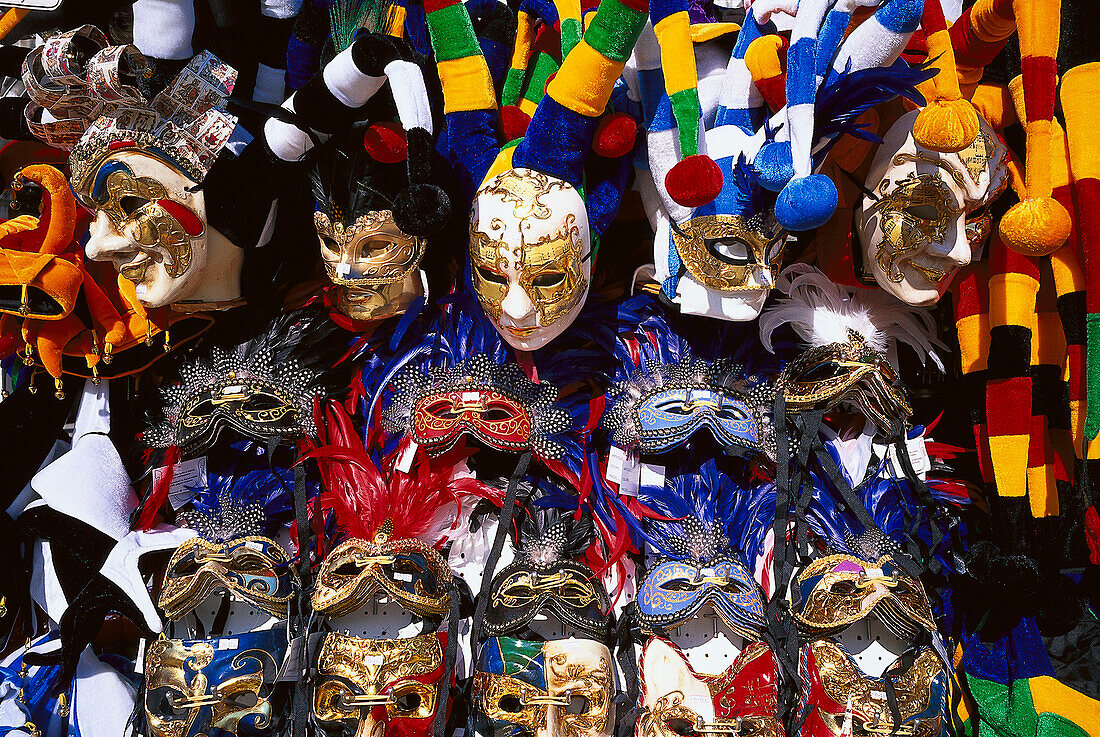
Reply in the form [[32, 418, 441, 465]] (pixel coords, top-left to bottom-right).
[[0, 380, 78, 511], [393, 127, 451, 236], [985, 324, 1032, 379], [256, 14, 294, 69], [0, 97, 32, 142]]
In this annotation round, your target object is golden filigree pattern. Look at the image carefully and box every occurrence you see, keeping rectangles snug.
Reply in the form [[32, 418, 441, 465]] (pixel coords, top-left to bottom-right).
[[670, 214, 784, 291]]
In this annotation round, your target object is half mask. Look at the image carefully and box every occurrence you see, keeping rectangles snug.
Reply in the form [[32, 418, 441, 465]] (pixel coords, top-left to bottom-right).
[[143, 629, 288, 737]]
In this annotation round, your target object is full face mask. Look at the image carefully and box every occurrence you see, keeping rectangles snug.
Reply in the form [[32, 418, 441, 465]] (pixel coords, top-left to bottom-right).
[[470, 168, 592, 351], [316, 209, 425, 321], [383, 353, 574, 460], [473, 636, 614, 737], [637, 638, 781, 737], [143, 629, 288, 737], [312, 630, 449, 737], [856, 110, 1007, 306]]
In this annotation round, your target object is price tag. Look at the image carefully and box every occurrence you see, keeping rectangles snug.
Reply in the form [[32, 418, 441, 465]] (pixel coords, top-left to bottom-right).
[[152, 456, 208, 510]]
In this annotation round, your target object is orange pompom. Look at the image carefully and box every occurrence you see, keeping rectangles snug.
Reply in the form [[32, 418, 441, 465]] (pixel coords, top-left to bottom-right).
[[665, 155, 722, 208], [592, 112, 637, 158], [912, 98, 981, 152], [998, 196, 1073, 256], [362, 122, 407, 164]]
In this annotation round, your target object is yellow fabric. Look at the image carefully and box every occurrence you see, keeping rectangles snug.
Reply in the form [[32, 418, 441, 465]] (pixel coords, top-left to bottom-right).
[[546, 42, 624, 117], [482, 146, 517, 186], [914, 24, 978, 153], [519, 96, 538, 117], [1015, 0, 1061, 59], [385, 4, 407, 37], [689, 22, 740, 43], [1034, 311, 1067, 367], [988, 434, 1030, 497], [1029, 676, 1100, 735], [745, 35, 785, 81], [1026, 464, 1058, 516], [990, 272, 1040, 327], [511, 10, 535, 72], [552, 0, 581, 30], [438, 56, 498, 113], [1062, 64, 1100, 180], [0, 214, 39, 239], [654, 12, 697, 96], [0, 8, 29, 43], [970, 0, 1016, 43], [957, 312, 990, 373]]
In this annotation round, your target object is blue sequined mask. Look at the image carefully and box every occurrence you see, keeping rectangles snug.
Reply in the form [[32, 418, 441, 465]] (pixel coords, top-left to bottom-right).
[[636, 556, 766, 639]]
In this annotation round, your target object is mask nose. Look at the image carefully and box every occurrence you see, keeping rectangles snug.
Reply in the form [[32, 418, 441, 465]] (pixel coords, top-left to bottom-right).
[[84, 210, 137, 263], [500, 282, 537, 326], [354, 709, 386, 737]]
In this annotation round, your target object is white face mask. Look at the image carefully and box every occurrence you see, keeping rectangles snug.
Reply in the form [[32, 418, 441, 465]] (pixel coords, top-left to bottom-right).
[[470, 168, 592, 351], [81, 150, 212, 308], [856, 110, 1007, 306]]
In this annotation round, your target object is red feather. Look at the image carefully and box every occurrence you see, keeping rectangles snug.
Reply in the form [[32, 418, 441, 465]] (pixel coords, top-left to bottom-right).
[[136, 444, 179, 530]]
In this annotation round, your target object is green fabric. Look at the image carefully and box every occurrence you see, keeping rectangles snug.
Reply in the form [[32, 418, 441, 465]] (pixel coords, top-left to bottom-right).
[[967, 676, 1036, 737], [425, 3, 482, 61], [669, 87, 700, 158], [582, 0, 647, 63], [522, 53, 558, 105], [1036, 713, 1090, 737], [502, 67, 526, 106], [1086, 314, 1100, 439], [561, 17, 582, 57]]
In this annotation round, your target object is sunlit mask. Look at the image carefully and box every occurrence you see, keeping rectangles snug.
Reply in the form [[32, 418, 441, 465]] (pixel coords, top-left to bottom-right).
[[857, 110, 1007, 306], [604, 358, 772, 458], [799, 640, 946, 737], [638, 637, 782, 737], [384, 353, 573, 459], [80, 156, 205, 281], [792, 555, 935, 640], [473, 637, 614, 737], [143, 629, 288, 737], [470, 167, 592, 351], [312, 630, 447, 737], [158, 536, 298, 621], [311, 524, 451, 620], [636, 557, 765, 639], [316, 209, 425, 322], [670, 213, 784, 293], [777, 336, 911, 432]]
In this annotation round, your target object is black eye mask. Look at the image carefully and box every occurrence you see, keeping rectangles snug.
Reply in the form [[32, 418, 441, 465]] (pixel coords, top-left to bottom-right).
[[483, 558, 611, 641]]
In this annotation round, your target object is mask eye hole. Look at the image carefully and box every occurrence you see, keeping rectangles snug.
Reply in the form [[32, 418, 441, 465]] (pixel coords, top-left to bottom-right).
[[150, 689, 189, 719], [498, 695, 524, 713], [393, 691, 422, 713], [660, 578, 697, 593], [476, 266, 508, 286], [830, 580, 858, 595], [531, 272, 565, 288], [797, 362, 844, 383], [244, 393, 284, 411], [666, 717, 698, 736], [904, 204, 941, 220], [332, 561, 363, 576], [120, 196, 150, 217], [171, 556, 202, 576], [705, 237, 751, 265], [225, 690, 259, 709], [564, 694, 589, 715]]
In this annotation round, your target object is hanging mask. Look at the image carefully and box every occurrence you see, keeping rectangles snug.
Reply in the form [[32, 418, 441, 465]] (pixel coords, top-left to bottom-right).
[[604, 357, 774, 459], [470, 168, 592, 351], [311, 521, 452, 621], [856, 110, 1007, 307], [384, 354, 573, 459], [143, 629, 288, 737], [481, 506, 611, 642], [637, 638, 782, 737], [473, 636, 614, 737], [312, 630, 449, 737], [792, 554, 935, 640]]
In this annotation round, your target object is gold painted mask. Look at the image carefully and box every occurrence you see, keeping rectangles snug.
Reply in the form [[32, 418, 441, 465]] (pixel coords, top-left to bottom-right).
[[670, 213, 785, 292], [470, 168, 591, 351], [312, 631, 446, 737], [158, 536, 299, 622], [310, 528, 451, 620], [143, 631, 287, 737], [316, 210, 425, 321], [473, 637, 613, 737]]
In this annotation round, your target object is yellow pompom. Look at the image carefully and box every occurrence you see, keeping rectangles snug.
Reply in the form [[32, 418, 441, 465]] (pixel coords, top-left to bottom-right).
[[998, 197, 1073, 256], [744, 34, 786, 81], [912, 99, 981, 153]]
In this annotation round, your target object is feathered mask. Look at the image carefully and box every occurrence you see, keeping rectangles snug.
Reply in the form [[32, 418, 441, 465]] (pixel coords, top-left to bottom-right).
[[759, 263, 943, 431]]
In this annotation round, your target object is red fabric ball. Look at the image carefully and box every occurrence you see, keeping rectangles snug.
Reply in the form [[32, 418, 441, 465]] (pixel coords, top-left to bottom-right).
[[500, 105, 532, 142], [363, 122, 407, 163], [592, 112, 637, 158], [665, 155, 723, 207]]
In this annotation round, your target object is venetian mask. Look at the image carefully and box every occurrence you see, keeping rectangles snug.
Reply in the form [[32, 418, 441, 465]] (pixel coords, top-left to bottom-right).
[[798, 640, 947, 737], [603, 358, 773, 458], [312, 630, 448, 737], [483, 558, 611, 642], [76, 148, 213, 308], [635, 555, 765, 639], [473, 636, 614, 737], [470, 168, 591, 351], [383, 354, 573, 460], [792, 554, 935, 639], [856, 110, 1007, 306], [777, 333, 911, 433], [311, 522, 452, 621], [143, 629, 288, 737], [637, 638, 782, 737], [316, 209, 425, 321], [158, 536, 298, 622]]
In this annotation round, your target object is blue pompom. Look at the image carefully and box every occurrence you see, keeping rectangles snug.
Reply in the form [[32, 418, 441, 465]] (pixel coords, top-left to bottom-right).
[[753, 141, 793, 192], [775, 175, 837, 230]]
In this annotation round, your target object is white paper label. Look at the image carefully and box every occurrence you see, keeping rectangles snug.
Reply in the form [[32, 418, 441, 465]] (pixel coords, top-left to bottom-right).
[[606, 446, 627, 484], [887, 436, 930, 479], [217, 638, 239, 650], [364, 654, 383, 666], [135, 638, 146, 674], [396, 441, 418, 473], [152, 456, 208, 510], [619, 453, 641, 497]]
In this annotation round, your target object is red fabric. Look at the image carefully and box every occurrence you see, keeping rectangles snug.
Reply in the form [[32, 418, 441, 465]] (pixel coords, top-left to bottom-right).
[[973, 424, 995, 483], [952, 267, 986, 322], [592, 112, 637, 158], [136, 445, 179, 530], [986, 377, 1033, 435], [755, 74, 786, 112], [949, 0, 1016, 67], [922, 0, 948, 33], [1020, 56, 1058, 123], [500, 104, 532, 141], [665, 155, 722, 207], [1077, 178, 1100, 310], [423, 0, 461, 12], [1085, 505, 1100, 565], [363, 122, 408, 163]]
